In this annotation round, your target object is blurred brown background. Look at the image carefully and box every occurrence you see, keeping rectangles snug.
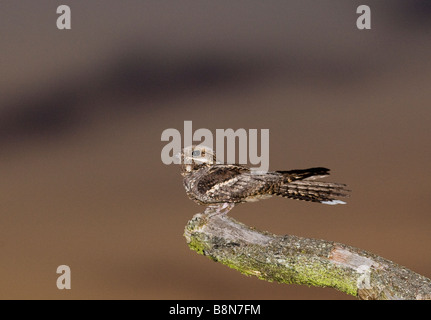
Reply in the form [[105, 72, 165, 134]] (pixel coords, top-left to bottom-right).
[[0, 1, 430, 299]]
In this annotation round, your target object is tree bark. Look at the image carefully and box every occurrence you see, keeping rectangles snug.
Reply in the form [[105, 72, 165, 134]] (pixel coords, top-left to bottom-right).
[[184, 208, 431, 300]]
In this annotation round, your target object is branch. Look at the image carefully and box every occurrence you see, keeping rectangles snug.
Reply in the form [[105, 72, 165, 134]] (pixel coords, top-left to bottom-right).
[[184, 208, 431, 300]]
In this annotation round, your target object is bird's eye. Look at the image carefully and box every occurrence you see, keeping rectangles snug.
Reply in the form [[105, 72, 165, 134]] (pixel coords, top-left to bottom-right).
[[192, 150, 200, 156]]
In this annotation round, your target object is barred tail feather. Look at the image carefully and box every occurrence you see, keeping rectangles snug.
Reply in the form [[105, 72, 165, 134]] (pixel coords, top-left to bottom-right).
[[273, 180, 350, 205]]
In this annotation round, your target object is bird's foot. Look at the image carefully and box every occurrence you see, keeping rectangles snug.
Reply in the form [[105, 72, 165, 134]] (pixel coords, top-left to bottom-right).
[[204, 203, 235, 217]]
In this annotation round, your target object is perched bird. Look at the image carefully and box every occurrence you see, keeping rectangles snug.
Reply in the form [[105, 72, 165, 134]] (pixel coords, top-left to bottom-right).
[[178, 145, 350, 215]]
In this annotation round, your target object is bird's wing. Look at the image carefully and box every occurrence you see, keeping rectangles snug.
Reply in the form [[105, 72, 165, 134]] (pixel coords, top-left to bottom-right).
[[196, 165, 280, 203], [196, 164, 249, 195]]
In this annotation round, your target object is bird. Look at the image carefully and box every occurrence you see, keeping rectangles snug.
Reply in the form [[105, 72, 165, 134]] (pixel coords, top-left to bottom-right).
[[178, 145, 350, 215]]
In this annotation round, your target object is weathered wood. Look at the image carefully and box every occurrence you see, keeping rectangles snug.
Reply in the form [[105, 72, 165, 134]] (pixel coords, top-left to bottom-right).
[[184, 208, 431, 300]]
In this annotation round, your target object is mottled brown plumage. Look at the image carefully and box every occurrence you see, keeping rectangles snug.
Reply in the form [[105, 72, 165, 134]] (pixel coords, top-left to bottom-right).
[[179, 145, 349, 214]]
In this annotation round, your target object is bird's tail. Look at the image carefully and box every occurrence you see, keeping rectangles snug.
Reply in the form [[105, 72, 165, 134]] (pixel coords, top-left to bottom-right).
[[273, 179, 350, 205], [275, 167, 330, 182]]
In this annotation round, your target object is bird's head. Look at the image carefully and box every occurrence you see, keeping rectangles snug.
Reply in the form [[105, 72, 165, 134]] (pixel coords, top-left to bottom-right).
[[177, 145, 218, 176]]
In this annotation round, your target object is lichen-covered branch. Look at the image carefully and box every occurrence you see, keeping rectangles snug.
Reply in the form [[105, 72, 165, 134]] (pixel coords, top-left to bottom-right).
[[184, 208, 431, 300]]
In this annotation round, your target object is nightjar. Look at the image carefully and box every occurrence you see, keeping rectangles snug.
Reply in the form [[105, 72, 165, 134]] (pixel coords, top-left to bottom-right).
[[178, 145, 349, 215]]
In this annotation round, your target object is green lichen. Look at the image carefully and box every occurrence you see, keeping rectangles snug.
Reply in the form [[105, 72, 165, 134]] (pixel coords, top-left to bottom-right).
[[292, 257, 358, 296], [186, 234, 208, 256]]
